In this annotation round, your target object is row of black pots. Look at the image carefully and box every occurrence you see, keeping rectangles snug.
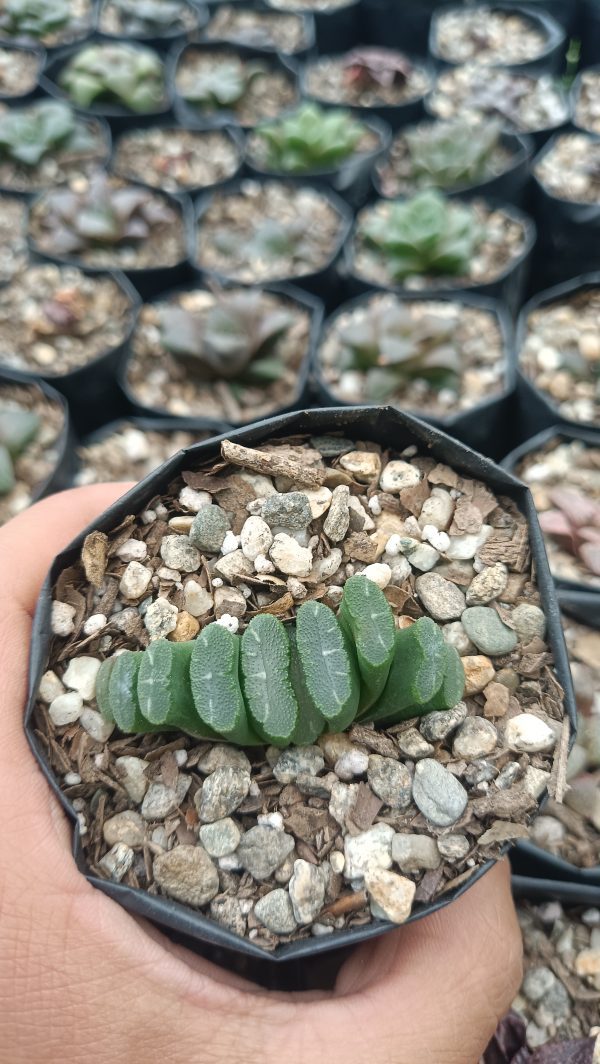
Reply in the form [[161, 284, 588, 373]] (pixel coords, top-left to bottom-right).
[[23, 402, 577, 982]]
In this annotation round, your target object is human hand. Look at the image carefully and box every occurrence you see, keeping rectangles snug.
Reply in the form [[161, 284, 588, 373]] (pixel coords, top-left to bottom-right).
[[0, 486, 523, 1064]]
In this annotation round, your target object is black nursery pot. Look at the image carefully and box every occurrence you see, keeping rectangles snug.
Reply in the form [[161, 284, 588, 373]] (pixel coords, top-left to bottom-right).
[[110, 121, 245, 200], [119, 279, 324, 426], [343, 198, 536, 317], [40, 38, 174, 133], [359, 0, 446, 57], [313, 290, 517, 461], [580, 0, 600, 69], [24, 404, 577, 986], [510, 870, 600, 905], [193, 177, 354, 309], [0, 270, 140, 437], [171, 40, 300, 131], [528, 138, 600, 292], [372, 128, 534, 209], [514, 273, 600, 439], [0, 42, 46, 104], [300, 54, 435, 133], [264, 0, 361, 55], [96, 0, 208, 53], [501, 424, 600, 595], [500, 0, 581, 34], [27, 187, 195, 301], [428, 2, 567, 78], [0, 366, 75, 502], [245, 113, 391, 209], [203, 4, 316, 62]]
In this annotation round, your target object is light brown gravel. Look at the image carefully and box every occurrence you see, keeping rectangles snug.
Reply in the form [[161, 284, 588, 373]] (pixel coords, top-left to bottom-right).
[[98, 0, 198, 36], [0, 380, 65, 525], [428, 65, 569, 134], [574, 70, 600, 135], [0, 195, 27, 283], [534, 133, 600, 205], [205, 6, 309, 53], [75, 424, 213, 485], [112, 127, 241, 194], [433, 7, 549, 66], [0, 45, 40, 96]]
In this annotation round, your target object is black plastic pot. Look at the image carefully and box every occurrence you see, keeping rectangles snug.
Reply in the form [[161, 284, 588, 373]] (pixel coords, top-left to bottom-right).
[[359, 0, 446, 57], [27, 185, 195, 301], [203, 3, 316, 61], [23, 404, 577, 984], [264, 0, 361, 54], [571, 65, 600, 136], [429, 3, 567, 77], [193, 177, 354, 309], [0, 366, 75, 507], [580, 0, 600, 69], [110, 121, 245, 200], [171, 39, 300, 131], [313, 289, 517, 460], [511, 870, 600, 905], [0, 41, 46, 104], [514, 273, 600, 437], [245, 113, 391, 209], [119, 279, 324, 426], [528, 135, 600, 292], [343, 197, 536, 317], [0, 269, 140, 437], [501, 424, 600, 595], [0, 112, 112, 201], [500, 0, 581, 34], [373, 125, 534, 208], [40, 38, 174, 133], [301, 53, 435, 133], [96, 0, 208, 52]]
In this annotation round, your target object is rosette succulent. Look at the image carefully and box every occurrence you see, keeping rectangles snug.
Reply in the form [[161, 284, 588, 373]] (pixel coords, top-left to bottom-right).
[[59, 43, 166, 114], [360, 189, 482, 281], [96, 574, 465, 747], [181, 56, 266, 110], [0, 407, 40, 494], [0, 0, 71, 39], [158, 290, 294, 382], [336, 300, 461, 401], [403, 119, 504, 190], [33, 171, 176, 256], [343, 47, 413, 91], [253, 102, 366, 173], [0, 100, 94, 167]]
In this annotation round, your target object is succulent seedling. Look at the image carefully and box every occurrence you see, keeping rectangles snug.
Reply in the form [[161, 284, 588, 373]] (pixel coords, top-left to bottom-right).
[[0, 406, 40, 495], [360, 189, 482, 282], [181, 56, 266, 110], [538, 488, 600, 577], [158, 290, 294, 383], [59, 43, 166, 113], [0, 99, 94, 167], [0, 0, 71, 39], [403, 118, 504, 191], [97, 575, 465, 747], [254, 102, 366, 173]]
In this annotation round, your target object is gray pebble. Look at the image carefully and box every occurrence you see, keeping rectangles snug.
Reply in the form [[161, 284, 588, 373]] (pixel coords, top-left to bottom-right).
[[273, 746, 325, 784], [452, 717, 498, 759], [189, 505, 231, 553], [412, 758, 468, 827], [288, 859, 327, 924], [464, 759, 498, 786], [495, 762, 522, 789], [153, 844, 219, 907], [415, 573, 466, 622], [367, 755, 412, 809], [99, 842, 134, 882], [210, 895, 247, 937], [196, 767, 251, 822], [141, 782, 181, 821], [391, 833, 440, 872], [296, 772, 336, 799], [236, 825, 295, 880], [323, 485, 350, 542], [396, 727, 434, 760], [160, 534, 201, 573], [523, 966, 556, 1003], [254, 888, 298, 934], [262, 492, 312, 530], [420, 701, 467, 743], [461, 606, 518, 656], [199, 817, 241, 857], [344, 823, 394, 881], [437, 834, 470, 860], [103, 809, 146, 848], [511, 603, 546, 643]]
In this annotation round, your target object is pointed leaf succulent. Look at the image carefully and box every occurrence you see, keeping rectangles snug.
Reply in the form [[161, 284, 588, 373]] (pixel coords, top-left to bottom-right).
[[181, 57, 266, 110], [0, 100, 90, 167], [0, 0, 71, 39], [254, 102, 366, 174], [59, 43, 166, 114], [403, 118, 504, 191]]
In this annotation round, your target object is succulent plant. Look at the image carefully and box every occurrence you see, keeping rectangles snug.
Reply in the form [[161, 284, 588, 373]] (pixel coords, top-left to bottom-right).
[[34, 171, 176, 256], [181, 56, 266, 110], [403, 119, 504, 191], [343, 47, 413, 91], [59, 43, 166, 114], [360, 189, 482, 282], [105, 0, 190, 34], [0, 407, 40, 495], [0, 99, 95, 167], [337, 299, 461, 401], [97, 574, 465, 746], [212, 215, 315, 267], [0, 0, 71, 39], [254, 102, 366, 173], [158, 290, 294, 383], [539, 488, 600, 577]]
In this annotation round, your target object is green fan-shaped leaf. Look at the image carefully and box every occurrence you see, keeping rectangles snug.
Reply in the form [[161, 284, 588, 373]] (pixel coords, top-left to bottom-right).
[[137, 639, 217, 738], [366, 616, 447, 725], [295, 600, 360, 732], [288, 627, 327, 746], [190, 622, 259, 745], [420, 645, 465, 714], [240, 614, 299, 745], [338, 573, 395, 713], [108, 649, 160, 733], [96, 656, 116, 722]]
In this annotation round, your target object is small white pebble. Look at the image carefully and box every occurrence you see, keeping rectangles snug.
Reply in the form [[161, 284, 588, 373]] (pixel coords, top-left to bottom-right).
[[385, 534, 402, 556], [368, 495, 382, 515], [212, 577, 223, 588], [255, 553, 275, 574], [39, 669, 65, 703], [140, 509, 156, 525], [83, 613, 107, 637], [246, 499, 263, 515], [115, 538, 147, 562], [77, 812, 88, 836], [329, 851, 345, 874], [64, 771, 81, 786], [157, 566, 181, 582], [80, 707, 114, 742], [49, 691, 82, 726], [221, 531, 241, 555], [219, 854, 242, 871], [421, 525, 450, 552], [99, 842, 134, 882], [62, 656, 101, 701], [174, 750, 188, 767], [215, 613, 239, 634], [155, 504, 167, 519], [119, 561, 152, 599], [179, 486, 211, 512], [51, 601, 76, 637], [258, 811, 284, 829], [362, 562, 392, 589]]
